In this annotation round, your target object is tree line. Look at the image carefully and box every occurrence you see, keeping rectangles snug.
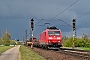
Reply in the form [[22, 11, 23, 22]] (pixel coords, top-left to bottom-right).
[[63, 33, 90, 47], [0, 29, 16, 46]]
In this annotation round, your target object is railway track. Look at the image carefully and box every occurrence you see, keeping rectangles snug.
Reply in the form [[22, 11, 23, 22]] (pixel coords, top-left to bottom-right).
[[33, 47, 90, 60], [56, 48, 90, 59]]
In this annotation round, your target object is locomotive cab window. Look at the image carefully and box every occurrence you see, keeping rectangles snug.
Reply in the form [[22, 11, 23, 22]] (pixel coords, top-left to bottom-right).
[[48, 31, 60, 36]]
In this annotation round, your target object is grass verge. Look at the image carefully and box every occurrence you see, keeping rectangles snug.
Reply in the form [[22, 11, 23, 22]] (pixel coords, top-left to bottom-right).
[[62, 47, 90, 51], [20, 45, 45, 60], [0, 46, 13, 54], [80, 47, 90, 51]]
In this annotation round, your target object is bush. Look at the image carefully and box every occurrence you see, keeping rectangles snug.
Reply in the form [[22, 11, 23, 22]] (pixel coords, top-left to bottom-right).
[[85, 40, 90, 47], [5, 43, 10, 46], [74, 39, 84, 47], [63, 37, 90, 48], [63, 37, 73, 47]]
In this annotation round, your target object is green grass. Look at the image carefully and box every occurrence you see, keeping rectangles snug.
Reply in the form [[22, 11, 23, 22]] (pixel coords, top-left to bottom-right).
[[0, 46, 13, 54], [80, 47, 90, 51], [62, 47, 90, 51], [20, 45, 45, 60]]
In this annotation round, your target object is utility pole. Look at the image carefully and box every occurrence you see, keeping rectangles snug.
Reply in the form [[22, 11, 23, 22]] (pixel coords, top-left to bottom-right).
[[29, 19, 31, 39], [72, 18, 76, 49], [25, 29, 28, 41], [75, 29, 77, 37], [23, 36, 24, 44], [0, 31, 1, 38], [0, 31, 3, 45], [0, 31, 1, 42]]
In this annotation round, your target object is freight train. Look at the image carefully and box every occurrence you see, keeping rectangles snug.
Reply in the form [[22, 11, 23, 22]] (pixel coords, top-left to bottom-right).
[[26, 26, 62, 49], [31, 26, 62, 49]]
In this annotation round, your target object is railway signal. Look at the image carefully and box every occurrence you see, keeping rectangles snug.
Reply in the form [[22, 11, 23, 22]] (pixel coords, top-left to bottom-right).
[[72, 19, 76, 31], [31, 18, 34, 30], [30, 18, 34, 37]]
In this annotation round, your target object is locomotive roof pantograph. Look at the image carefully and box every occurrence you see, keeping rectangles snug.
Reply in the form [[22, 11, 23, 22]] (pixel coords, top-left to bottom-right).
[[47, 26, 59, 30]]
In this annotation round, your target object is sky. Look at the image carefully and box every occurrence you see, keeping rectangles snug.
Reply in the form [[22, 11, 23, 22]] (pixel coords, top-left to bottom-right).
[[0, 0, 90, 40]]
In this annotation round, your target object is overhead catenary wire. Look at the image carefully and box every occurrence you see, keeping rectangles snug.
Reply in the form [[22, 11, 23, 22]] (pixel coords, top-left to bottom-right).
[[34, 0, 79, 27], [48, 0, 67, 16], [56, 0, 67, 10], [47, 0, 79, 28], [48, 0, 79, 22], [35, 0, 67, 26], [52, 24, 70, 26], [77, 12, 90, 18], [57, 12, 90, 30], [34, 19, 44, 26], [58, 19, 72, 27]]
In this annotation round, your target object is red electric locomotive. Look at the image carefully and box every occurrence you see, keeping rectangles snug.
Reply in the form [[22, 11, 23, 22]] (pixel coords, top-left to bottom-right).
[[39, 26, 62, 49]]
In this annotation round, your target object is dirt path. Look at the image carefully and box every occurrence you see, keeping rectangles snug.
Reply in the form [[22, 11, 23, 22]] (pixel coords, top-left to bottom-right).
[[0, 45, 20, 60]]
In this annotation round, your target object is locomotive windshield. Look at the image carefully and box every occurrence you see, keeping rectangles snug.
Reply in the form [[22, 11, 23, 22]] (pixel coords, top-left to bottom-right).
[[48, 31, 60, 36]]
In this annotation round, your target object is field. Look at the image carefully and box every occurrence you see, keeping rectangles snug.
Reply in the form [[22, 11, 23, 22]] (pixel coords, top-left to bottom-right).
[[0, 46, 13, 54], [20, 45, 45, 60]]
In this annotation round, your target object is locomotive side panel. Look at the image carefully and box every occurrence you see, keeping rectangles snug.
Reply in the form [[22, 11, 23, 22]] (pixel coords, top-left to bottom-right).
[[39, 31, 46, 46]]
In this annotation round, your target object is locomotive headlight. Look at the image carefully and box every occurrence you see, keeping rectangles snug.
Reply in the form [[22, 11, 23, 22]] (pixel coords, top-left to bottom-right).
[[49, 41, 51, 42], [49, 37, 52, 39], [58, 41, 60, 42], [57, 37, 61, 40]]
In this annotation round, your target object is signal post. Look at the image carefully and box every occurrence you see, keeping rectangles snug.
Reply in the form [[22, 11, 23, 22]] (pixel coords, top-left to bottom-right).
[[29, 18, 34, 48], [72, 18, 76, 49]]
